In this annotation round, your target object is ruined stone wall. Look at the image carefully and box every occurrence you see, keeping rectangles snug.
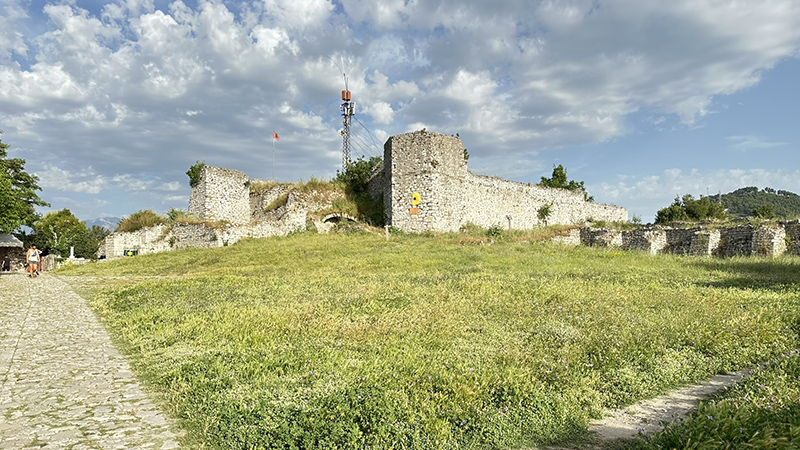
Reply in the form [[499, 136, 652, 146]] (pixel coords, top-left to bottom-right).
[[551, 228, 581, 246], [382, 130, 627, 233], [581, 228, 623, 247], [753, 225, 787, 257], [571, 222, 797, 258], [98, 225, 171, 257], [170, 224, 222, 250], [717, 226, 755, 257], [621, 229, 667, 254], [188, 166, 250, 225], [249, 183, 296, 221], [783, 221, 800, 255]]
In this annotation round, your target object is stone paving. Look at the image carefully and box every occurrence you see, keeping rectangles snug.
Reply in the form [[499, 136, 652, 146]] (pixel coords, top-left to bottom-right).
[[0, 273, 181, 449]]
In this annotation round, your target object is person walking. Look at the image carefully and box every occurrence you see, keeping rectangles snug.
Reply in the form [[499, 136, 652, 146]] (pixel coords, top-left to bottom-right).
[[26, 245, 39, 278], [1, 255, 10, 273]]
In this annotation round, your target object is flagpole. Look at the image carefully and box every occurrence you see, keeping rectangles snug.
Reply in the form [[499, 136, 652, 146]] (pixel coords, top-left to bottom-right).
[[272, 134, 275, 181]]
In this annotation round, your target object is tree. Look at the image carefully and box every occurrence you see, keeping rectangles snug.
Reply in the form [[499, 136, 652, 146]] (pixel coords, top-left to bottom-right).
[[33, 209, 90, 257], [334, 156, 385, 225], [335, 156, 382, 195], [753, 204, 776, 219], [0, 131, 49, 232], [655, 197, 689, 223], [655, 194, 726, 224], [71, 225, 111, 259], [539, 164, 593, 202]]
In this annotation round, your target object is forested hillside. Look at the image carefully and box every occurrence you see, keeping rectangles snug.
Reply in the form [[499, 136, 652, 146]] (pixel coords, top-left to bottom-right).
[[709, 187, 800, 218]]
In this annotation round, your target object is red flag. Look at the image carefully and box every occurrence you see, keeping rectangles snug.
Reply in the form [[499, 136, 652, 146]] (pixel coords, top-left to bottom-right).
[[273, 131, 279, 141]]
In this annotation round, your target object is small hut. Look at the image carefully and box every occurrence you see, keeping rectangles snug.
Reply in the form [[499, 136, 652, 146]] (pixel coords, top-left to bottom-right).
[[0, 234, 26, 272]]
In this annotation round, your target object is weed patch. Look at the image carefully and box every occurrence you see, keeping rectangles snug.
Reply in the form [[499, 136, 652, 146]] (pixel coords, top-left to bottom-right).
[[56, 235, 800, 449]]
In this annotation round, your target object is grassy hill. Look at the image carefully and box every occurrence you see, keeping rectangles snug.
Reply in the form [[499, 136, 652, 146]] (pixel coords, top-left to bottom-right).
[[709, 186, 800, 219], [56, 230, 800, 449]]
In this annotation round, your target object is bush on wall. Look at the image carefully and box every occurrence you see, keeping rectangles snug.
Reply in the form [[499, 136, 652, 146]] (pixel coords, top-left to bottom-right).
[[186, 161, 206, 188]]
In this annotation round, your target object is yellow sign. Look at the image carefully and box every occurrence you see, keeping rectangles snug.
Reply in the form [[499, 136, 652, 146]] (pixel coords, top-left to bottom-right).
[[412, 192, 421, 206]]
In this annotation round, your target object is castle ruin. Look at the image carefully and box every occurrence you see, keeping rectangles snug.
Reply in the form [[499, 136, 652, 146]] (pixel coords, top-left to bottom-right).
[[368, 130, 627, 232], [99, 130, 628, 256]]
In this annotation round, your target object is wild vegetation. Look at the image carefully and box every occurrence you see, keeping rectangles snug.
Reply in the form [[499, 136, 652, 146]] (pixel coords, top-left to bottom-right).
[[250, 159, 385, 225], [56, 231, 800, 449], [23, 208, 110, 259], [655, 187, 800, 224], [334, 156, 384, 225], [115, 209, 168, 232], [655, 194, 727, 224], [0, 131, 49, 232], [709, 186, 800, 219], [186, 160, 206, 188], [539, 164, 594, 202]]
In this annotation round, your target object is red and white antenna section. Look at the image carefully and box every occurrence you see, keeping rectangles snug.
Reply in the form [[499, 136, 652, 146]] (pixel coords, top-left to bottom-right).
[[340, 88, 355, 170]]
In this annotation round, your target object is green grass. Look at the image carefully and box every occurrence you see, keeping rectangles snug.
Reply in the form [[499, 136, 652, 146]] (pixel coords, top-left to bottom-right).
[[55, 233, 800, 449], [627, 353, 800, 450]]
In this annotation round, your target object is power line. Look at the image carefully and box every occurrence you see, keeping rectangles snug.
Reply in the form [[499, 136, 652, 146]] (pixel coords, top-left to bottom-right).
[[354, 117, 384, 152]]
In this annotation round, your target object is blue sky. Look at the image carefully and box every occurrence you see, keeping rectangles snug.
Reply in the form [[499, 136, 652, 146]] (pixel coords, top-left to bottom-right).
[[1, 0, 799, 223]]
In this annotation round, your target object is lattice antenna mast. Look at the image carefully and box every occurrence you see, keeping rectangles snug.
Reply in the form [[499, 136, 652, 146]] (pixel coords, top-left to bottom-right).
[[340, 72, 355, 170]]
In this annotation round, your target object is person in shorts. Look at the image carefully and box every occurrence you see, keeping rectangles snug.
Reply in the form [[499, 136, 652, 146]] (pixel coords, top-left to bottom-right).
[[26, 245, 39, 278]]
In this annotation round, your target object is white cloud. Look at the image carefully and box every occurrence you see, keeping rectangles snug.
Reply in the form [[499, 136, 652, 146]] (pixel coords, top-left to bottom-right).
[[36, 165, 106, 194], [365, 101, 394, 125], [0, 0, 28, 62], [1, 0, 799, 220], [727, 135, 788, 151], [597, 168, 800, 220]]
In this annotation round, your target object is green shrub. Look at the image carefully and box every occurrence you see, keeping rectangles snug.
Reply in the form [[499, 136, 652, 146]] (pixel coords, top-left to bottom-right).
[[487, 224, 503, 238], [115, 209, 167, 232], [186, 161, 206, 188], [538, 204, 552, 224], [335, 156, 382, 196]]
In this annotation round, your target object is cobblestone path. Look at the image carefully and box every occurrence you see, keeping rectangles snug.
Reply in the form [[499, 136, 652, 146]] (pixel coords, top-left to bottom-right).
[[0, 273, 180, 449]]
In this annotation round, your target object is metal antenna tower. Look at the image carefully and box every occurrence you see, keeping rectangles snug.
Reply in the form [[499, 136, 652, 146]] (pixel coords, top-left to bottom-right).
[[340, 74, 355, 170]]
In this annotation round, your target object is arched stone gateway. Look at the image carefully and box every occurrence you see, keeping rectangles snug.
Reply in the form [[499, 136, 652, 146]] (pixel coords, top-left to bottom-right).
[[322, 213, 358, 224]]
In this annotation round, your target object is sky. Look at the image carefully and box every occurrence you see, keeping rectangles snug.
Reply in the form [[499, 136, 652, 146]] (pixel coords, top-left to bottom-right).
[[1, 0, 799, 223]]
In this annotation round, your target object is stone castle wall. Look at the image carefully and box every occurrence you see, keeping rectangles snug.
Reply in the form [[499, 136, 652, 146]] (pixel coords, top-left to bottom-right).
[[381, 131, 627, 232], [188, 166, 250, 225], [99, 225, 171, 256], [102, 130, 630, 256]]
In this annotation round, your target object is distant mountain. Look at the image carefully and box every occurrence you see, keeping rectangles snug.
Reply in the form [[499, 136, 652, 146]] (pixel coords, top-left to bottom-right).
[[708, 187, 800, 219], [85, 217, 121, 231]]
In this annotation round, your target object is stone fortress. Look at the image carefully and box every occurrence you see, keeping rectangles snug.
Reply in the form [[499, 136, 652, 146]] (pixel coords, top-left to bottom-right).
[[99, 130, 628, 257], [370, 131, 627, 232], [99, 129, 800, 259]]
